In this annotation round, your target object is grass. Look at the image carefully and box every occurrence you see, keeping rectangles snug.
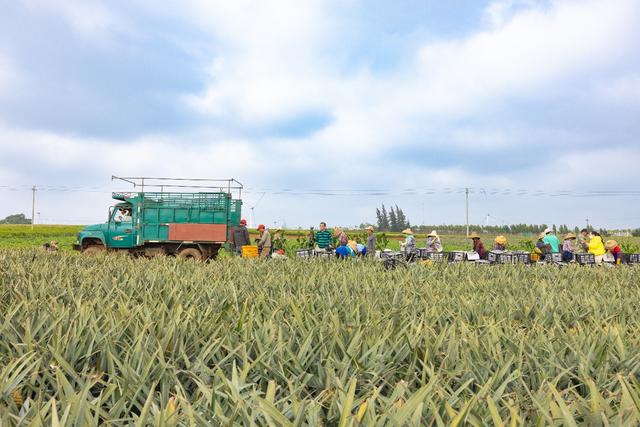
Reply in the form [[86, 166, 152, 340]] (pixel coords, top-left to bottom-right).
[[1, 250, 640, 424]]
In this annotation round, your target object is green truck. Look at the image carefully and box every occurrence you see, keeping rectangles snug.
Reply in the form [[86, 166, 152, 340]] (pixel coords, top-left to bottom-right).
[[73, 177, 243, 259]]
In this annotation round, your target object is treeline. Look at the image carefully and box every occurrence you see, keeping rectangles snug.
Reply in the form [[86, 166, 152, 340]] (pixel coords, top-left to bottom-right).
[[375, 204, 410, 232]]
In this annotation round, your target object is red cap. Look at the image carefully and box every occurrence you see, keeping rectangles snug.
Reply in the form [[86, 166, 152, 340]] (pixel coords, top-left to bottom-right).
[[240, 219, 247, 225], [257, 224, 265, 230]]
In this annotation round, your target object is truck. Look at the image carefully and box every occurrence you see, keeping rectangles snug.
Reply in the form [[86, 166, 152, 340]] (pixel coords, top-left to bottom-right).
[[73, 176, 243, 260]]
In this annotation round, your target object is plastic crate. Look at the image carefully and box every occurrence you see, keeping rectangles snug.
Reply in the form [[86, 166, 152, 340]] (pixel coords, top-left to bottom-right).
[[449, 251, 466, 262], [296, 249, 313, 258], [543, 253, 562, 263], [487, 251, 499, 263], [626, 253, 640, 264], [381, 251, 404, 260], [241, 245, 259, 258], [316, 250, 334, 259], [416, 248, 429, 259], [575, 253, 595, 265], [512, 252, 531, 264], [426, 252, 446, 262]]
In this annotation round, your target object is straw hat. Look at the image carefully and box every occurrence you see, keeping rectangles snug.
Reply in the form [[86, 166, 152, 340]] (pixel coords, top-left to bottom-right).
[[563, 232, 576, 240], [494, 235, 507, 245], [428, 230, 439, 238], [605, 240, 618, 250], [468, 232, 480, 239], [402, 228, 413, 235], [366, 226, 374, 231], [543, 227, 552, 234], [538, 232, 546, 240]]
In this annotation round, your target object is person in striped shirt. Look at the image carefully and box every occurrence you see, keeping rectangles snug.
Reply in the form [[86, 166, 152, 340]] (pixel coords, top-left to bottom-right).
[[315, 222, 333, 250]]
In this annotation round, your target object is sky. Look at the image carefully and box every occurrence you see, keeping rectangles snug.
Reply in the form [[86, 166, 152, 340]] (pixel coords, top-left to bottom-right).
[[0, 0, 639, 229]]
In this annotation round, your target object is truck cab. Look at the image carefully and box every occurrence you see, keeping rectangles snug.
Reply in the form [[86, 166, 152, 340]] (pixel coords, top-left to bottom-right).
[[74, 177, 243, 259]]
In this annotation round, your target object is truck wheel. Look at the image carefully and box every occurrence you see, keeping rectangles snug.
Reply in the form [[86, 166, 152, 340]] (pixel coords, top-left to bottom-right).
[[177, 248, 202, 261], [83, 245, 105, 255]]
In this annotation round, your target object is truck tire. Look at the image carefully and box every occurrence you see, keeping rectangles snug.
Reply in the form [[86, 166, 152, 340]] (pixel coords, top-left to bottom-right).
[[83, 245, 105, 255], [177, 247, 203, 261]]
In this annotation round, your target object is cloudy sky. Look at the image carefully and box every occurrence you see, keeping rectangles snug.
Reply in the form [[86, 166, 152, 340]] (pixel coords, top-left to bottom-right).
[[1, 0, 639, 229]]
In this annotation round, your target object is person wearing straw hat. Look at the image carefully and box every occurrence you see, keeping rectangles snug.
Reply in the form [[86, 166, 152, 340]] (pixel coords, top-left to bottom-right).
[[562, 232, 577, 262], [400, 228, 416, 260], [425, 230, 443, 253], [365, 226, 376, 257], [605, 239, 622, 265], [533, 232, 551, 258], [542, 227, 561, 253], [493, 235, 507, 251], [468, 231, 487, 259]]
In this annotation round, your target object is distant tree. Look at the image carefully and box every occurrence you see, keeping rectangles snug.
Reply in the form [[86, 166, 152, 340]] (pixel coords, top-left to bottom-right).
[[0, 213, 31, 224], [388, 207, 398, 232], [395, 204, 409, 230], [378, 204, 390, 231]]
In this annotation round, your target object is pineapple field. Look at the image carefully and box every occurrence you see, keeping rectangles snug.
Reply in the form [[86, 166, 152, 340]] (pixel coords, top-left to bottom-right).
[[1, 250, 640, 425]]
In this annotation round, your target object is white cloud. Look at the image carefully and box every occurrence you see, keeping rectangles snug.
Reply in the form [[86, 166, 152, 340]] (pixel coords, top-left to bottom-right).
[[596, 74, 640, 105], [22, 0, 123, 38], [0, 53, 18, 95]]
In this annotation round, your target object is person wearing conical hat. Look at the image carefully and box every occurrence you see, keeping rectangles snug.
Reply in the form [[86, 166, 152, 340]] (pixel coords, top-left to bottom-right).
[[468, 231, 487, 259], [561, 232, 576, 262], [493, 235, 507, 251], [425, 230, 443, 253], [400, 228, 416, 260], [605, 239, 622, 265]]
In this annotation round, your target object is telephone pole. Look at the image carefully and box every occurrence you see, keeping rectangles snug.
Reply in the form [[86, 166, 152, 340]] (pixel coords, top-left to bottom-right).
[[465, 187, 469, 237], [586, 217, 590, 231], [31, 185, 36, 230]]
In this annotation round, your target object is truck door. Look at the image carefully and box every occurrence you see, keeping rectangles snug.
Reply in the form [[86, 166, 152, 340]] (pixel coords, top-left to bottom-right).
[[108, 206, 137, 248]]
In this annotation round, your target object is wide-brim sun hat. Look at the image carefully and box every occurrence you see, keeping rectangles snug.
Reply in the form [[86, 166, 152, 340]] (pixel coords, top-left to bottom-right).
[[468, 232, 480, 239], [257, 224, 265, 230], [564, 232, 576, 240], [402, 228, 413, 235], [605, 239, 618, 250], [538, 232, 546, 240], [366, 226, 374, 231], [494, 235, 507, 245], [543, 227, 552, 234], [428, 230, 439, 238]]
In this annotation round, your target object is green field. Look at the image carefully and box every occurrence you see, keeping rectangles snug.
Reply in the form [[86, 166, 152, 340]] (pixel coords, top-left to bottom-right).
[[1, 250, 640, 424], [3, 225, 639, 255]]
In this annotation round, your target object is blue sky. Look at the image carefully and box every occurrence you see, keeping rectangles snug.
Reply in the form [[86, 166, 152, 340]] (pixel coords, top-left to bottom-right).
[[1, 0, 639, 228]]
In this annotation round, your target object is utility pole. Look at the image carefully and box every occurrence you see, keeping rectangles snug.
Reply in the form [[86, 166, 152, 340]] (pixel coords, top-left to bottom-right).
[[31, 185, 36, 230], [465, 188, 469, 237], [586, 217, 590, 231]]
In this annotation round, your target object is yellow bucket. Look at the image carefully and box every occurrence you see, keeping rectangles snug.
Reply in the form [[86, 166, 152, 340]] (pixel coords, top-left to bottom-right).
[[241, 245, 259, 258]]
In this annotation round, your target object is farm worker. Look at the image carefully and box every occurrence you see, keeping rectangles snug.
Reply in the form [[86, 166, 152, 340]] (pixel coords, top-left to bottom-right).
[[493, 235, 507, 251], [578, 229, 590, 252], [468, 232, 487, 259], [335, 242, 355, 258], [588, 231, 606, 263], [366, 226, 376, 256], [334, 228, 349, 246], [356, 242, 367, 256], [605, 240, 622, 265], [272, 229, 285, 252], [315, 222, 333, 251], [231, 219, 251, 255], [542, 228, 561, 253], [562, 233, 577, 262], [400, 228, 416, 261], [534, 232, 550, 255], [256, 224, 271, 257], [347, 239, 358, 254], [425, 230, 443, 252]]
